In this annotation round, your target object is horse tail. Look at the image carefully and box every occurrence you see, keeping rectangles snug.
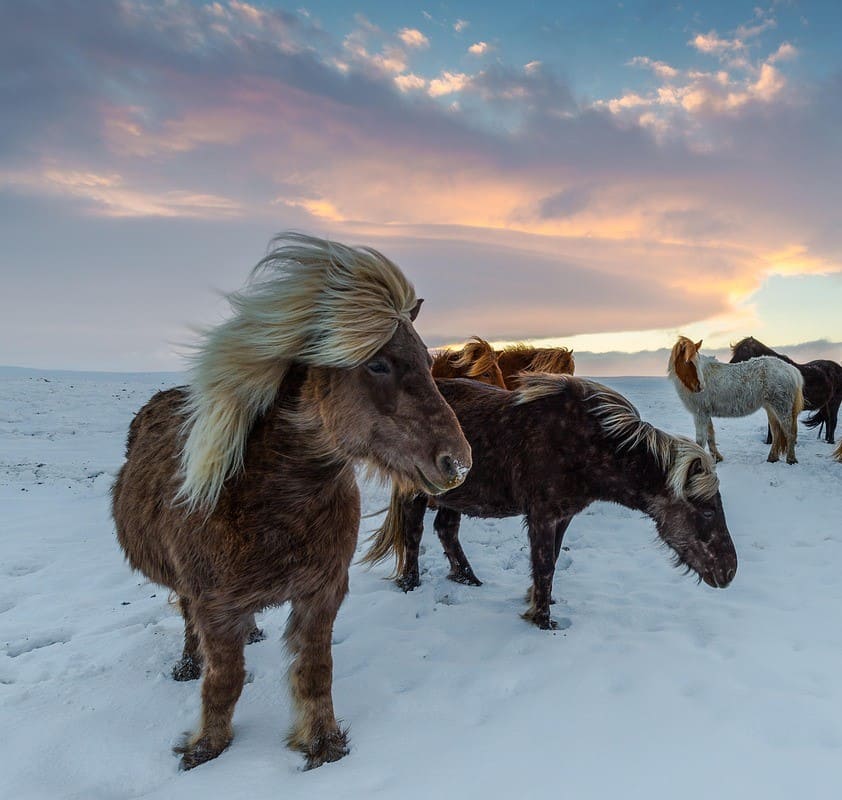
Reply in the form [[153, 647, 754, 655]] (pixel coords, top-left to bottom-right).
[[834, 440, 842, 462], [803, 408, 825, 429], [794, 380, 805, 417], [360, 484, 410, 577]]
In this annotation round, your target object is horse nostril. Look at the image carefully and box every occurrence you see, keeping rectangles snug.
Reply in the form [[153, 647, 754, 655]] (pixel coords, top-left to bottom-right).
[[436, 452, 469, 485], [438, 453, 456, 479]]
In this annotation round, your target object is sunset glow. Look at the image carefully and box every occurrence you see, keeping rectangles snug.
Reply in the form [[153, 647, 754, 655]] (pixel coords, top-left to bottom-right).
[[1, 1, 840, 371]]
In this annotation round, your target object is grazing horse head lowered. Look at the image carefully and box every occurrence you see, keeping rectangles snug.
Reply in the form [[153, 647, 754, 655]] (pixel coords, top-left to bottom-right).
[[112, 232, 471, 771], [364, 375, 737, 630]]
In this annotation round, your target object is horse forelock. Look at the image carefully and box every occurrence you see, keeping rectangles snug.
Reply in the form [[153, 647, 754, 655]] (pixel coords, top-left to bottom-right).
[[667, 439, 719, 500], [177, 232, 417, 513]]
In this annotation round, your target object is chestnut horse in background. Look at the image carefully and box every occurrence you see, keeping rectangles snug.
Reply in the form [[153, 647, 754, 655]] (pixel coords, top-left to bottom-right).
[[112, 234, 471, 771], [496, 343, 575, 389], [432, 337, 506, 387], [730, 336, 842, 444], [364, 375, 737, 628]]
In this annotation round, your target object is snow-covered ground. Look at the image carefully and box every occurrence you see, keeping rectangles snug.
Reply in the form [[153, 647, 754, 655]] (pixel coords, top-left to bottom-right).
[[2, 366, 841, 800]]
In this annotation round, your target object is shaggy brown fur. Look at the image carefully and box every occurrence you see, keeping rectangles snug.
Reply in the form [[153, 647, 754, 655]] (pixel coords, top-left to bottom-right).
[[834, 440, 842, 462], [365, 376, 737, 629], [431, 337, 506, 388], [112, 238, 471, 771], [496, 344, 575, 389]]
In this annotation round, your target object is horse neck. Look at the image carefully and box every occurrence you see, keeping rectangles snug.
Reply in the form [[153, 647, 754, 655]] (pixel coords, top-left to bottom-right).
[[260, 365, 353, 481], [596, 445, 665, 513]]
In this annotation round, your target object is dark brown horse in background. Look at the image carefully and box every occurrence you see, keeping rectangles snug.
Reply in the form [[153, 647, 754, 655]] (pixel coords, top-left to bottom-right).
[[730, 336, 842, 444], [364, 375, 737, 628], [496, 343, 574, 389], [112, 234, 471, 771], [432, 336, 506, 387]]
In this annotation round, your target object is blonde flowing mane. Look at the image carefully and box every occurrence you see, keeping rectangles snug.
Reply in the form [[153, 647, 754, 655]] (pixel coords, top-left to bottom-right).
[[178, 232, 418, 512], [516, 374, 718, 500]]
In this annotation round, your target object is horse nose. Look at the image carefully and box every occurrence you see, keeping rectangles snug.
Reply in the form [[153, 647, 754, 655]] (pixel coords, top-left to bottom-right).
[[436, 452, 470, 487], [725, 560, 737, 585]]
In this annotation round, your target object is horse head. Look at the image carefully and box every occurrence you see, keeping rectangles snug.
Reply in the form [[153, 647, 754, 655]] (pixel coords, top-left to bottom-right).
[[670, 337, 703, 393]]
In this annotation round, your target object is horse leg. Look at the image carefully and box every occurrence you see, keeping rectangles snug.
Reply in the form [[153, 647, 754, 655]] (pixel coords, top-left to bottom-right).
[[522, 517, 558, 630], [175, 607, 248, 769], [435, 507, 482, 586], [172, 595, 203, 681], [765, 422, 773, 446], [245, 613, 265, 644], [396, 493, 429, 592], [285, 588, 349, 769], [826, 396, 840, 444], [766, 412, 784, 463], [786, 402, 799, 464], [693, 414, 708, 450], [540, 517, 573, 605], [705, 419, 724, 462]]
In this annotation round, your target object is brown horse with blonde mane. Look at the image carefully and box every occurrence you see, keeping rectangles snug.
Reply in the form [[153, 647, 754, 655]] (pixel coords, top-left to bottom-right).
[[431, 336, 505, 387], [496, 344, 575, 389], [111, 233, 471, 771], [365, 375, 738, 625]]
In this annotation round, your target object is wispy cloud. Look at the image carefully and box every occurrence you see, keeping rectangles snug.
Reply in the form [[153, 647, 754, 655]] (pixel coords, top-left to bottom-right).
[[398, 27, 429, 48]]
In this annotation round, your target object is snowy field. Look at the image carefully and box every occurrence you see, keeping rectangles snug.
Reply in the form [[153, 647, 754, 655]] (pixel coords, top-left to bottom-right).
[[2, 365, 842, 800]]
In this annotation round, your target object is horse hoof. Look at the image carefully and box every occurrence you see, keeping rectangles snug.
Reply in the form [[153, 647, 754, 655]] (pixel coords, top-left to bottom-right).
[[787, 457, 798, 465], [172, 657, 202, 681], [302, 729, 350, 770], [395, 573, 420, 592], [246, 626, 266, 645], [447, 568, 482, 587], [714, 454, 724, 463], [174, 733, 230, 770], [521, 609, 557, 630], [767, 455, 780, 463]]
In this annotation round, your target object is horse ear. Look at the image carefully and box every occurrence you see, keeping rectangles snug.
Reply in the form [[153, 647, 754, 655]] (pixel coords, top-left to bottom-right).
[[409, 298, 424, 322], [694, 340, 703, 352]]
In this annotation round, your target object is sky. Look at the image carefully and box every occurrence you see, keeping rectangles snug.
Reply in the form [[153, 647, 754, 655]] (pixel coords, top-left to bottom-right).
[[1, 0, 841, 372]]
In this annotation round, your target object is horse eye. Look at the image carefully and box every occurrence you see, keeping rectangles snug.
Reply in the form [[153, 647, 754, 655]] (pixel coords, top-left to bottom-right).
[[701, 508, 715, 520], [366, 359, 391, 375]]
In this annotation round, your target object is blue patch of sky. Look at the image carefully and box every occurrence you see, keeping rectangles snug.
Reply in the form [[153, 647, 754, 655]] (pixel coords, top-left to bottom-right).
[[273, 0, 839, 101]]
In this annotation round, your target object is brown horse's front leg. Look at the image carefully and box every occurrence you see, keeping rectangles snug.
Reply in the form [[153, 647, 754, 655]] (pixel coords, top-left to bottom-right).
[[285, 587, 349, 769], [175, 608, 248, 769], [522, 517, 559, 630], [396, 494, 429, 592], [172, 596, 203, 681], [435, 507, 482, 586]]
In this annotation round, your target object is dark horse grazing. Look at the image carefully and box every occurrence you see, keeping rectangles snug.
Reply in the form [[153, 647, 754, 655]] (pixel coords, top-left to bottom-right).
[[730, 336, 842, 444], [496, 344, 574, 389], [364, 375, 738, 627], [431, 336, 506, 387], [112, 234, 471, 770]]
